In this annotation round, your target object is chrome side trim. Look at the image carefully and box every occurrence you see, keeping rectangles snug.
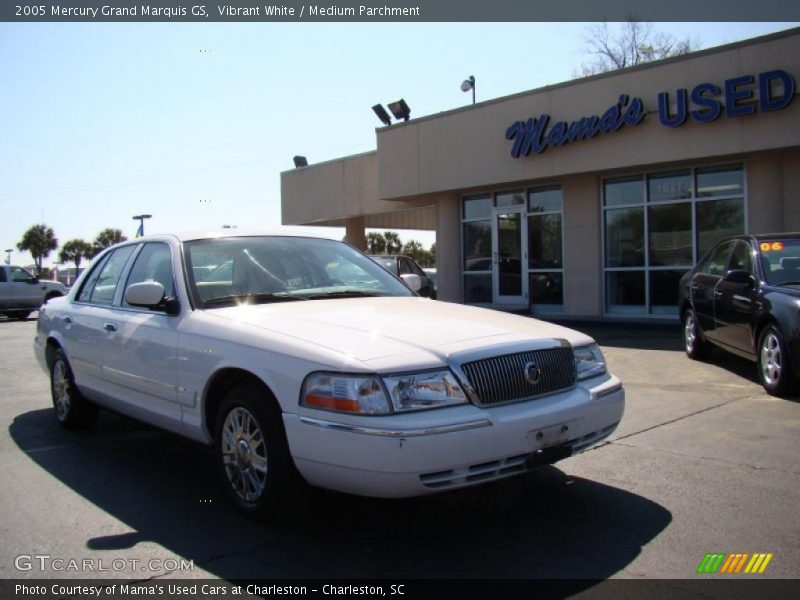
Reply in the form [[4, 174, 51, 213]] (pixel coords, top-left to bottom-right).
[[102, 366, 179, 393], [298, 416, 492, 437]]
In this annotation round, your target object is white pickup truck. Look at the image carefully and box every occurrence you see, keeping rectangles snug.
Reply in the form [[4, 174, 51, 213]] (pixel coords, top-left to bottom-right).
[[0, 265, 67, 319]]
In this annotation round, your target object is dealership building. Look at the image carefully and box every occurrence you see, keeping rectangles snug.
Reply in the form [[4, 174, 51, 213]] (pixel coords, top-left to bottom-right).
[[281, 27, 800, 320]]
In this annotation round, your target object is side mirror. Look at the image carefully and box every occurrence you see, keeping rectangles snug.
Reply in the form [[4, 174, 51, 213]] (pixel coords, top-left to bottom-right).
[[724, 269, 754, 285], [29, 277, 39, 284], [125, 281, 166, 307], [400, 273, 422, 292]]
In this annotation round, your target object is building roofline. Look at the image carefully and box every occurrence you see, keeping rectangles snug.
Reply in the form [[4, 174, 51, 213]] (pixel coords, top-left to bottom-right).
[[280, 149, 376, 176], [376, 25, 800, 131]]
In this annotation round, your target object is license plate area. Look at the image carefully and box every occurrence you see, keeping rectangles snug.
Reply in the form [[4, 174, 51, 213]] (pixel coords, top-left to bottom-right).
[[524, 444, 573, 469]]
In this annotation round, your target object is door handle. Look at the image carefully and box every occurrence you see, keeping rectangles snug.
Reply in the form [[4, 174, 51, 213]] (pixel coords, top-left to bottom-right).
[[103, 323, 118, 332], [63, 316, 72, 324], [690, 284, 699, 291], [714, 291, 723, 297]]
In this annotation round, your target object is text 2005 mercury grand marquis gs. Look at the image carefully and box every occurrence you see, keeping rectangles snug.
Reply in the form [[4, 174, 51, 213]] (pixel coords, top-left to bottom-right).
[[34, 232, 624, 518]]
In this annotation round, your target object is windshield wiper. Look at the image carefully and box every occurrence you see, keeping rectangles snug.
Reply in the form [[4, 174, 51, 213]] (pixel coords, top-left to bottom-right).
[[203, 293, 307, 307], [303, 290, 385, 300]]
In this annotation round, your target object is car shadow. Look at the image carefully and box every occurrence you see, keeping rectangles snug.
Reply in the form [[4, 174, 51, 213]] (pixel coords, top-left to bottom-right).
[[10, 408, 672, 585]]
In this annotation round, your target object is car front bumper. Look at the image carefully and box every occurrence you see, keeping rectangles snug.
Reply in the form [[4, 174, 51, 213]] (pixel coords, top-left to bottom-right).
[[283, 374, 624, 498]]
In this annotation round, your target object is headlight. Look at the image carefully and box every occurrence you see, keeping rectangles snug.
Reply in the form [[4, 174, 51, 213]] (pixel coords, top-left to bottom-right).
[[574, 343, 607, 380], [300, 369, 468, 415], [382, 370, 467, 412], [301, 373, 390, 415]]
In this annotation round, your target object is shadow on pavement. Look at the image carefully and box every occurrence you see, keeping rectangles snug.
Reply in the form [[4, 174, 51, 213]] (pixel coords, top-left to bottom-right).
[[10, 407, 672, 586]]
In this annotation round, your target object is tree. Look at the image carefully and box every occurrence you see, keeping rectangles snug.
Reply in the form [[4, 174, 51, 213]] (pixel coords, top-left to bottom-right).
[[576, 20, 700, 76], [91, 228, 127, 256], [17, 224, 58, 273], [366, 232, 386, 255], [383, 231, 402, 254], [59, 239, 94, 273]]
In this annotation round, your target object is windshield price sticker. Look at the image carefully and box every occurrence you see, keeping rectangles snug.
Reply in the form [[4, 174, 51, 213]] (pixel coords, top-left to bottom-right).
[[760, 242, 784, 252]]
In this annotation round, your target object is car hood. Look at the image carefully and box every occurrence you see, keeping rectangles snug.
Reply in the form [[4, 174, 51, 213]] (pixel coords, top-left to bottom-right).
[[206, 297, 594, 368]]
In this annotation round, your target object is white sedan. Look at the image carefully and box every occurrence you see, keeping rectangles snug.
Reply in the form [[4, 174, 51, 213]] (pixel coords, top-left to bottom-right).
[[34, 231, 624, 518]]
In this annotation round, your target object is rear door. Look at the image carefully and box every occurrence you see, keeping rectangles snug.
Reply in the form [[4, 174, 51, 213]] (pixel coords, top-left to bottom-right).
[[64, 246, 137, 398], [690, 241, 734, 342]]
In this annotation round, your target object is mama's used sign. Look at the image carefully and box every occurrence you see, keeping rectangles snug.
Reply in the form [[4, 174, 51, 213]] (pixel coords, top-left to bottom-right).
[[505, 69, 795, 158]]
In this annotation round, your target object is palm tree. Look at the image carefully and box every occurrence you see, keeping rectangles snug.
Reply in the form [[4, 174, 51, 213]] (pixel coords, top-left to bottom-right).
[[17, 224, 58, 273], [91, 228, 128, 257], [366, 232, 386, 255], [59, 239, 94, 275], [384, 231, 402, 254]]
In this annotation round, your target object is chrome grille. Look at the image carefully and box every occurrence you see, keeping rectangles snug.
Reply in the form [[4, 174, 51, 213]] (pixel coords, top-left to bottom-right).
[[460, 347, 576, 406]]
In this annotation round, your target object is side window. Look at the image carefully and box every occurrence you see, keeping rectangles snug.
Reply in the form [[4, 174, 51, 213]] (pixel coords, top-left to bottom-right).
[[728, 242, 753, 274], [398, 259, 412, 275], [10, 267, 34, 282], [81, 246, 136, 305], [409, 260, 425, 277], [0, 269, 6, 283], [77, 256, 109, 303], [699, 242, 733, 277], [123, 243, 175, 307]]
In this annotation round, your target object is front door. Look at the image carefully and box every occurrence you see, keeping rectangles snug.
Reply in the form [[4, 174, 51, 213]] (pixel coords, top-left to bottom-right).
[[492, 206, 528, 306]]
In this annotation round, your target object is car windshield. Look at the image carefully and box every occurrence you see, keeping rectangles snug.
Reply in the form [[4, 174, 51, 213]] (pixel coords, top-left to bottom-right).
[[759, 239, 800, 285], [184, 236, 413, 308]]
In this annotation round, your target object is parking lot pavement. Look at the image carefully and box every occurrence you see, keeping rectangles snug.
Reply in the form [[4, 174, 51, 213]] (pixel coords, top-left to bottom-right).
[[0, 317, 798, 582]]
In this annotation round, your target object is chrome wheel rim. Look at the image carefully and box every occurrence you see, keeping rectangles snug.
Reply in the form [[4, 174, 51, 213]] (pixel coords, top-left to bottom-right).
[[52, 360, 71, 421], [760, 332, 782, 386], [221, 407, 268, 503], [684, 313, 697, 353]]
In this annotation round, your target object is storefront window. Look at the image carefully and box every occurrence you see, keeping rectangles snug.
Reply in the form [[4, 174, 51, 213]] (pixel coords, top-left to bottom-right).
[[648, 203, 692, 266], [496, 191, 525, 207], [528, 186, 564, 314], [604, 176, 643, 207], [696, 198, 745, 259], [463, 194, 491, 220], [464, 273, 492, 303], [605, 207, 644, 267], [463, 220, 492, 272], [603, 164, 745, 317]]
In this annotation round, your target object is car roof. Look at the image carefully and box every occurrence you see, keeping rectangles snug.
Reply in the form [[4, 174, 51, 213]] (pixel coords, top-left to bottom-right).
[[129, 228, 341, 243]]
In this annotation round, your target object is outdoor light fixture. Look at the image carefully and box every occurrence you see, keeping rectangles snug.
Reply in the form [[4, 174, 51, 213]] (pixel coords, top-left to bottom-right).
[[387, 99, 411, 122], [461, 75, 476, 104], [372, 104, 392, 126], [4, 249, 12, 265], [293, 155, 308, 168], [132, 214, 152, 237]]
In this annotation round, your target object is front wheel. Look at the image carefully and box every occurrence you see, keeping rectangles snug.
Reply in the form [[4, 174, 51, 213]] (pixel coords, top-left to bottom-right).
[[683, 309, 711, 360], [758, 325, 799, 397], [50, 349, 98, 428], [214, 382, 297, 519]]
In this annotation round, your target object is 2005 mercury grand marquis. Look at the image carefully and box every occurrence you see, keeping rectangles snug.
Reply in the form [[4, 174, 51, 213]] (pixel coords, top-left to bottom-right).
[[34, 232, 624, 517]]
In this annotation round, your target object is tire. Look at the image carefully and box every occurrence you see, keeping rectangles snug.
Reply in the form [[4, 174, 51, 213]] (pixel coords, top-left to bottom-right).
[[50, 348, 98, 428], [683, 309, 711, 360], [757, 324, 799, 397], [214, 382, 298, 519]]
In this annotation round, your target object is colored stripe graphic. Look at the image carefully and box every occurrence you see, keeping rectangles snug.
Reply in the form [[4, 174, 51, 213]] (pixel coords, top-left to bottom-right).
[[744, 553, 774, 574], [720, 553, 749, 573], [697, 553, 726, 573]]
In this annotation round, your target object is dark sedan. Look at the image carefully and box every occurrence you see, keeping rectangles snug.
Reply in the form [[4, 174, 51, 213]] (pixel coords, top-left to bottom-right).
[[679, 233, 800, 396], [368, 255, 437, 299]]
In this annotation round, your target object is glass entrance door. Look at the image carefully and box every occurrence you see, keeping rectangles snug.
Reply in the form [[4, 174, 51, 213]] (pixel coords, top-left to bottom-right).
[[492, 206, 528, 306]]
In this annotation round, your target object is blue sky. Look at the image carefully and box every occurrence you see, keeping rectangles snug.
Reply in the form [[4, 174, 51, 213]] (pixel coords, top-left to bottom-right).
[[1, 22, 797, 268]]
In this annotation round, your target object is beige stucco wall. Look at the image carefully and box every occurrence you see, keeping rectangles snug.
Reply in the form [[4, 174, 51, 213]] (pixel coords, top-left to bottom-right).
[[376, 30, 800, 202]]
